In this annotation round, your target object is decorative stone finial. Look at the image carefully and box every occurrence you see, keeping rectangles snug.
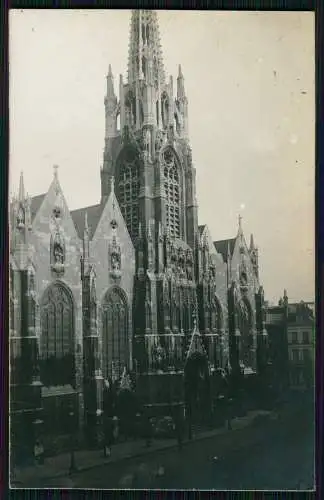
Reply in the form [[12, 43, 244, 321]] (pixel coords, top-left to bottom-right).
[[238, 214, 242, 231], [18, 171, 25, 202], [53, 165, 59, 179]]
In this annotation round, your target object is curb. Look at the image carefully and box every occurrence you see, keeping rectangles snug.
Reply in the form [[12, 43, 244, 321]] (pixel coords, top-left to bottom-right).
[[12, 411, 275, 486]]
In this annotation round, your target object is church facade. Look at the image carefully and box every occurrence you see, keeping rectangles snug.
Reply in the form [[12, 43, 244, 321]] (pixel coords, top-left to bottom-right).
[[9, 10, 268, 453]]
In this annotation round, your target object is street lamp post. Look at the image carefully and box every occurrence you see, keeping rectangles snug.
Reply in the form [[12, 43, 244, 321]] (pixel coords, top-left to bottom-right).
[[68, 401, 77, 475]]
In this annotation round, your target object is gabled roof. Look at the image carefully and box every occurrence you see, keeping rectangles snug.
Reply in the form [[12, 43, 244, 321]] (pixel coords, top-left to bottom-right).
[[173, 238, 192, 251], [213, 237, 236, 262], [30, 193, 46, 221], [70, 203, 105, 240], [198, 224, 206, 236]]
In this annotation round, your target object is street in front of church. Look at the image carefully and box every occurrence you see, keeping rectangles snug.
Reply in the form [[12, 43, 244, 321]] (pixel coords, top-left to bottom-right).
[[15, 396, 314, 490]]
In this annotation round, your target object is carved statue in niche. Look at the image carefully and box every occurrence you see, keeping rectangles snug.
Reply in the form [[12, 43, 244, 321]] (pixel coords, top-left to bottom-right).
[[109, 229, 121, 278], [155, 130, 167, 155], [186, 251, 193, 281], [51, 232, 65, 274], [54, 241, 64, 264], [170, 247, 177, 273], [240, 253, 248, 287], [111, 251, 120, 271], [167, 124, 175, 144], [153, 344, 166, 372], [122, 125, 130, 144], [17, 206, 25, 229], [178, 248, 186, 278], [143, 128, 151, 160]]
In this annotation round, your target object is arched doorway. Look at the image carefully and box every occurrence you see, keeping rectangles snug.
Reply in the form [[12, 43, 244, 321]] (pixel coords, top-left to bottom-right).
[[184, 352, 211, 425], [102, 287, 129, 382]]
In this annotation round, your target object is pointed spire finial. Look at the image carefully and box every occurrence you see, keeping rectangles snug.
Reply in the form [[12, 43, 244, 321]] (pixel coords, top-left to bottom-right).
[[18, 171, 25, 201], [238, 214, 242, 231], [106, 65, 115, 97], [178, 64, 183, 78], [127, 10, 165, 84], [53, 165, 59, 179], [250, 233, 255, 251]]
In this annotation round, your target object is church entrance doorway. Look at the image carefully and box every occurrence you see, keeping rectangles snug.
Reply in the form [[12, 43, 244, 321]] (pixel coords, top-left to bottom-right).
[[184, 352, 211, 426]]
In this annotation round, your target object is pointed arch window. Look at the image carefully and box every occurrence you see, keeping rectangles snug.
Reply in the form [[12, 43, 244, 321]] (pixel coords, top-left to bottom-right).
[[210, 297, 222, 333], [102, 288, 128, 381], [28, 270, 36, 334], [161, 92, 169, 129], [9, 265, 15, 336], [125, 91, 136, 127], [40, 283, 75, 387], [90, 279, 97, 334], [236, 300, 253, 367], [117, 149, 140, 241], [162, 148, 181, 238]]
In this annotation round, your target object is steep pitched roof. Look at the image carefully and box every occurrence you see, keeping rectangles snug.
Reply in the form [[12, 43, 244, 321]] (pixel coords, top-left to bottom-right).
[[70, 203, 105, 239], [213, 237, 236, 262], [30, 193, 46, 221], [198, 224, 206, 236]]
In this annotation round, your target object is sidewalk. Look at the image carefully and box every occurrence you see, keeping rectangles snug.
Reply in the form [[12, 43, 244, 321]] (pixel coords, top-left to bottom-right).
[[11, 409, 274, 488]]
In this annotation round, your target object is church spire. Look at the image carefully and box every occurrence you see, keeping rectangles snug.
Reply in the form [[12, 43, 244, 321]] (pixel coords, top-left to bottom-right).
[[250, 233, 255, 251], [127, 10, 166, 85], [177, 64, 186, 100], [106, 64, 115, 97], [18, 171, 25, 202]]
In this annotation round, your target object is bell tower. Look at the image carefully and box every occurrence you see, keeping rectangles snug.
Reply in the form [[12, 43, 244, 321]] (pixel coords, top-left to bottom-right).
[[101, 9, 197, 246]]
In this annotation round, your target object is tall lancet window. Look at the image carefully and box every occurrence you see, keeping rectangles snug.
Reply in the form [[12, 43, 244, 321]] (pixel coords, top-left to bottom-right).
[[161, 92, 169, 129], [102, 288, 128, 381], [40, 283, 75, 387], [9, 265, 15, 336], [117, 148, 140, 241], [163, 148, 181, 238]]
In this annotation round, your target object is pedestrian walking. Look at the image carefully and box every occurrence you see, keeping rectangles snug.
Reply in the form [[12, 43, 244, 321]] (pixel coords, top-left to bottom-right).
[[103, 415, 114, 457], [34, 440, 44, 465], [173, 407, 184, 451]]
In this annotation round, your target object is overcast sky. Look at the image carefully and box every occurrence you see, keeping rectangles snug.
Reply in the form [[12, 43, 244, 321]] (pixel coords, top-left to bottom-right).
[[9, 9, 314, 304]]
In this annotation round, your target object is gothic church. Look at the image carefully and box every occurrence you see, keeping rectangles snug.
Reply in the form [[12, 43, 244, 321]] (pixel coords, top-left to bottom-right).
[[9, 10, 268, 443]]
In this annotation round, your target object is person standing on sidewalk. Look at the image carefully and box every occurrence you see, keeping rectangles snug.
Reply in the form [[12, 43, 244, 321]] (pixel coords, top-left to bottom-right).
[[142, 409, 153, 447], [173, 407, 184, 451], [103, 415, 114, 457], [103, 379, 115, 457], [34, 440, 44, 465], [226, 398, 233, 431]]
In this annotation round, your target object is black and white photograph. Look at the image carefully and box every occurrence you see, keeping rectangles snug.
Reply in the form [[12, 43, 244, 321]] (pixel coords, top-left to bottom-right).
[[9, 9, 315, 490]]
